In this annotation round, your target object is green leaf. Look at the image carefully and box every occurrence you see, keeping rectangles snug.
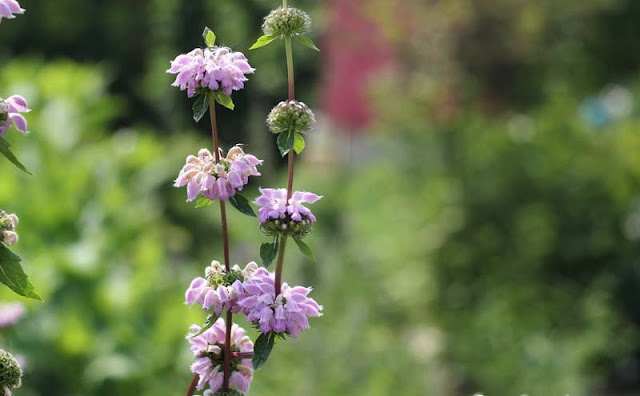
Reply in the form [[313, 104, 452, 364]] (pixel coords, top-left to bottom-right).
[[195, 196, 215, 209], [189, 312, 222, 338], [192, 93, 209, 122], [260, 239, 279, 268], [202, 27, 216, 47], [229, 193, 256, 217], [297, 36, 320, 51], [0, 137, 33, 175], [0, 244, 41, 300], [249, 35, 277, 50], [276, 131, 295, 157], [293, 133, 305, 154], [214, 92, 235, 111], [252, 331, 276, 370], [293, 237, 316, 262]]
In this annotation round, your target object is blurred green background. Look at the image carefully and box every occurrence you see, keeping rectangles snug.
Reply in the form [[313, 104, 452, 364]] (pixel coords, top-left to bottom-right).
[[2, 0, 640, 395]]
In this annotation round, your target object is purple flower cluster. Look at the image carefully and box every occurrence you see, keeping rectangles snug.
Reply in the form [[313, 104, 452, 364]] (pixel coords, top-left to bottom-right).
[[167, 47, 255, 97], [254, 188, 322, 224], [0, 0, 23, 23], [185, 261, 258, 316], [188, 319, 254, 394], [0, 95, 29, 137], [175, 146, 262, 202], [238, 268, 323, 338]]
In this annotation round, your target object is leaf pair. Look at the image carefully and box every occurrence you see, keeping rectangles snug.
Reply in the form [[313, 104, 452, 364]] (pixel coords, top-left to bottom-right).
[[250, 35, 320, 51], [276, 132, 306, 157], [192, 92, 235, 123]]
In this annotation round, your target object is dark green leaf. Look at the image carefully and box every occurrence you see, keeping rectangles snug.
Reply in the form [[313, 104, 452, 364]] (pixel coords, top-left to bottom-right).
[[276, 131, 295, 157], [260, 239, 279, 268], [293, 133, 305, 154], [192, 94, 209, 122], [0, 137, 32, 175], [229, 193, 256, 217], [252, 331, 276, 370], [249, 35, 277, 50], [189, 312, 221, 338], [202, 27, 216, 47], [0, 244, 41, 300], [297, 36, 320, 51], [214, 92, 235, 111], [293, 237, 316, 262]]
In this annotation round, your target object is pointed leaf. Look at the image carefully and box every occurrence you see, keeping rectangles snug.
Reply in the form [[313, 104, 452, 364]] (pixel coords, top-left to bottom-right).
[[260, 239, 279, 268], [195, 196, 215, 209], [293, 237, 316, 262], [252, 331, 276, 370], [229, 193, 256, 217], [202, 27, 216, 47], [0, 244, 41, 300], [214, 92, 235, 111], [276, 131, 295, 157], [297, 36, 320, 51], [0, 137, 33, 175], [192, 94, 209, 122], [293, 133, 305, 154], [189, 312, 222, 338], [250, 35, 277, 50]]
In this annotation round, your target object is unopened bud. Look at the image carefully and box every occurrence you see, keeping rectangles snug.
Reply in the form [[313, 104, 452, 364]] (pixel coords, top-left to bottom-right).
[[6, 215, 18, 228], [205, 345, 222, 355], [1, 231, 18, 246], [267, 100, 315, 135], [262, 7, 311, 38], [0, 349, 22, 392]]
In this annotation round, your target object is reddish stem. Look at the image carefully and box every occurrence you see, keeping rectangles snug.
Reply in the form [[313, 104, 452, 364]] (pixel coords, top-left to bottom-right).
[[208, 94, 233, 391], [185, 374, 199, 396]]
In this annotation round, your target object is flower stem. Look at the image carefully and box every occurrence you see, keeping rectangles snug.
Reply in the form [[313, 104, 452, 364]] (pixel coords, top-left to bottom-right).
[[283, 0, 288, 8], [185, 374, 198, 396], [207, 93, 233, 391], [274, 235, 288, 296]]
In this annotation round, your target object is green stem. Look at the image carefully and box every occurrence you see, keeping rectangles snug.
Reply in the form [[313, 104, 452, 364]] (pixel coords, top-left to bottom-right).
[[274, 235, 288, 296], [284, 37, 295, 101], [282, 0, 288, 7]]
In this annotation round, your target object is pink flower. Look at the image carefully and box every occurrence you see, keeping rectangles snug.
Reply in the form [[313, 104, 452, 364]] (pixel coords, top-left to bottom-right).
[[238, 268, 323, 338], [185, 261, 258, 316], [0, 95, 30, 136], [0, 0, 24, 23], [167, 47, 255, 97], [188, 319, 254, 394], [0, 303, 24, 329], [254, 188, 322, 224], [174, 146, 262, 202]]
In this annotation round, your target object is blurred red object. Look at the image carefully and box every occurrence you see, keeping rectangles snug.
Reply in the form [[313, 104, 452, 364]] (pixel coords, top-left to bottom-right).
[[322, 0, 393, 132]]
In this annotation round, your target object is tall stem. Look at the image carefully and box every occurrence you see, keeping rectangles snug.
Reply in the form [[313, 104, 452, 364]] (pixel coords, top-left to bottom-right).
[[274, 34, 297, 296], [282, 0, 288, 7], [274, 235, 288, 296], [185, 374, 198, 396], [208, 93, 233, 391]]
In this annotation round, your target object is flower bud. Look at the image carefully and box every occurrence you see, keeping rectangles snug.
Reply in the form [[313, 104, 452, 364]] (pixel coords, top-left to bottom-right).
[[1, 231, 18, 246], [267, 100, 315, 135], [0, 349, 22, 392], [0, 100, 7, 123], [262, 7, 311, 38], [213, 390, 244, 396], [5, 215, 18, 228]]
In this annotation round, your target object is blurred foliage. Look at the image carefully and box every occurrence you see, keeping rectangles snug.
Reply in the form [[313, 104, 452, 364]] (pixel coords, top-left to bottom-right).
[[0, 0, 640, 395]]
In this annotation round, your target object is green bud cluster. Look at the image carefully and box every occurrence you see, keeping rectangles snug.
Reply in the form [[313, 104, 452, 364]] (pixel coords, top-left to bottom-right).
[[260, 215, 313, 240], [0, 99, 8, 123], [267, 100, 315, 135], [262, 7, 311, 38], [0, 349, 22, 392], [208, 269, 244, 287]]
